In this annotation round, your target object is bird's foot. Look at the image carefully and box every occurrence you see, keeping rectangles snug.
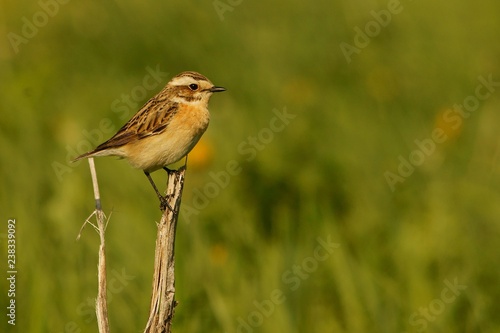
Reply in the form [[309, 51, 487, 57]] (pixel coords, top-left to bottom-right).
[[159, 194, 175, 212]]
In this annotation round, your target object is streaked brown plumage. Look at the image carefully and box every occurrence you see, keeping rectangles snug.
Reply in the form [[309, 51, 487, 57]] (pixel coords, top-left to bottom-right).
[[74, 71, 225, 210]]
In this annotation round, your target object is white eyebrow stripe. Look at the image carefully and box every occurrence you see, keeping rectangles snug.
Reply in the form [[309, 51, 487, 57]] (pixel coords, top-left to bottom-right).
[[170, 76, 198, 86]]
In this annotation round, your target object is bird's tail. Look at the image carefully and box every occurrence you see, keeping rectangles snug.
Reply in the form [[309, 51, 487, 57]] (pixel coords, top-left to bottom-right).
[[72, 150, 98, 163], [72, 146, 125, 163]]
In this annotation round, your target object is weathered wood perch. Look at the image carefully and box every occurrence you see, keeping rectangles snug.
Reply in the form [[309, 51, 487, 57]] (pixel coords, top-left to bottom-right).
[[83, 160, 185, 333], [144, 166, 186, 333]]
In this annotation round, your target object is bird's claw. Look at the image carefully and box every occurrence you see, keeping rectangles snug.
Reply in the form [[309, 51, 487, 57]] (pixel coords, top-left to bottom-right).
[[159, 195, 175, 212]]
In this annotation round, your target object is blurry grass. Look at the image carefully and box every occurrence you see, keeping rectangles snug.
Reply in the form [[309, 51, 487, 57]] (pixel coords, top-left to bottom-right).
[[1, 0, 500, 332]]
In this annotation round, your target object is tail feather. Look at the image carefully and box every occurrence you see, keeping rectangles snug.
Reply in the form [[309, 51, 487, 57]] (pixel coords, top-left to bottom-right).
[[72, 149, 99, 162], [72, 147, 124, 163]]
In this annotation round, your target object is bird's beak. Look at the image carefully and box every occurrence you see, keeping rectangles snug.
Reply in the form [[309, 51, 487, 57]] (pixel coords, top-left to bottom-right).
[[210, 86, 226, 93]]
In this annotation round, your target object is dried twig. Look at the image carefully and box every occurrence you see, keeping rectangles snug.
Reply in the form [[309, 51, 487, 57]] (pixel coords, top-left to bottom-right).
[[144, 166, 186, 333], [87, 157, 110, 333]]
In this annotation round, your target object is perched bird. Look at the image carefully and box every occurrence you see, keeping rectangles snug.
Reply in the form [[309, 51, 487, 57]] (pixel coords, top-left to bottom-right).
[[74, 71, 225, 210]]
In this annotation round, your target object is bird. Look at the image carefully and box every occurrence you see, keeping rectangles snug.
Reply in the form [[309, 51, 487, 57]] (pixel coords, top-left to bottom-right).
[[73, 71, 226, 210]]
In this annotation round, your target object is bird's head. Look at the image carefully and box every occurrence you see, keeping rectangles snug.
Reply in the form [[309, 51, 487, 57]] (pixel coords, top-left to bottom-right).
[[168, 71, 225, 104]]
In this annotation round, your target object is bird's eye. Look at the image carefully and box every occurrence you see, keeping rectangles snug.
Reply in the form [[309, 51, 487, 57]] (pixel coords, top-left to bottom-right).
[[189, 83, 199, 91]]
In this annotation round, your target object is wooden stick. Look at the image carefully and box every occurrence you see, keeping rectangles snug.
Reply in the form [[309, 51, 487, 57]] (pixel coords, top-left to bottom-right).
[[144, 166, 186, 333]]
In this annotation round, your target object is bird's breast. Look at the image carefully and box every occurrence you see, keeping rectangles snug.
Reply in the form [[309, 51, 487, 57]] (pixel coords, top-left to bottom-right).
[[124, 103, 210, 171]]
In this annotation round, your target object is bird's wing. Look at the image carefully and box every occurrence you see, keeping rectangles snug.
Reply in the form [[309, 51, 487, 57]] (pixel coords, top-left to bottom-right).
[[94, 92, 179, 152]]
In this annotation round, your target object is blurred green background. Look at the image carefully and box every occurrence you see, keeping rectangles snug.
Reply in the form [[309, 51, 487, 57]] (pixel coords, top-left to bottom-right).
[[1, 0, 500, 332]]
